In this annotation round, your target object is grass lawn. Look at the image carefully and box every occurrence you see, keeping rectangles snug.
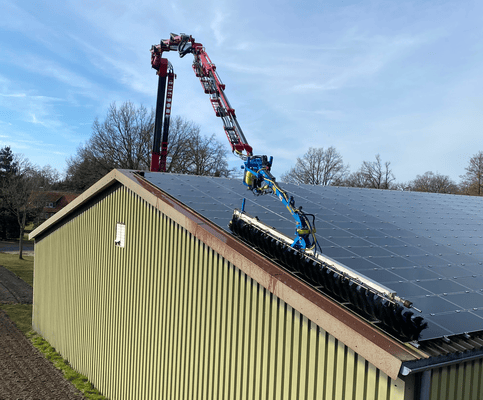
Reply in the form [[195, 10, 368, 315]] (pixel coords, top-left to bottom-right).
[[0, 303, 33, 334], [0, 252, 106, 400], [0, 252, 34, 286]]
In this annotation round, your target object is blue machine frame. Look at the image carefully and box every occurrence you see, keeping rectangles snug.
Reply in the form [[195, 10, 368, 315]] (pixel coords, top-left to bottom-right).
[[241, 155, 318, 251]]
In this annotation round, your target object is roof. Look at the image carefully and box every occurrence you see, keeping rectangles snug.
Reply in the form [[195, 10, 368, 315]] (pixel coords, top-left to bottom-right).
[[143, 172, 483, 341], [38, 191, 78, 202], [32, 191, 80, 212], [30, 169, 483, 378]]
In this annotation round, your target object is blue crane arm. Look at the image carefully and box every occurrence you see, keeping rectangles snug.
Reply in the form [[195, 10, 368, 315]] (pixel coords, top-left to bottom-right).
[[241, 155, 317, 251]]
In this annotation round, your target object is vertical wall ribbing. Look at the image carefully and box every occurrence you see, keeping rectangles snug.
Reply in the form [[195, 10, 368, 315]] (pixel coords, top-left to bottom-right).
[[430, 358, 483, 400], [32, 186, 405, 400]]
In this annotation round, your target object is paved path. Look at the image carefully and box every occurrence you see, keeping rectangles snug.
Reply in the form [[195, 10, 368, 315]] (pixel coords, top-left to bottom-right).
[[0, 266, 33, 304], [0, 240, 34, 253]]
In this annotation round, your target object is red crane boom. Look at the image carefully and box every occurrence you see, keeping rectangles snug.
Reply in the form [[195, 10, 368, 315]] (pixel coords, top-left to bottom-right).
[[150, 33, 253, 163]]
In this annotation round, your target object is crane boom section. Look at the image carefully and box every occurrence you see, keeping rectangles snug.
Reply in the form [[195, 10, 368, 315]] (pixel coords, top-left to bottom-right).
[[151, 34, 252, 157]]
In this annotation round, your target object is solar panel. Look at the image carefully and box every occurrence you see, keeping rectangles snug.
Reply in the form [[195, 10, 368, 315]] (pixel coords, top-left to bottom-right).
[[144, 172, 483, 341]]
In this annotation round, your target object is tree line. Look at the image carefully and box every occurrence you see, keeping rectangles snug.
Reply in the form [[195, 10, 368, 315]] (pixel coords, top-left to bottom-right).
[[1, 101, 483, 255], [281, 146, 483, 196], [63, 101, 234, 192], [0, 146, 59, 257]]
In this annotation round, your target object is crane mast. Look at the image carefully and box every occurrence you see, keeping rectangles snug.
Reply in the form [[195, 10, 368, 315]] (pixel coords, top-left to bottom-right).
[[151, 58, 175, 172]]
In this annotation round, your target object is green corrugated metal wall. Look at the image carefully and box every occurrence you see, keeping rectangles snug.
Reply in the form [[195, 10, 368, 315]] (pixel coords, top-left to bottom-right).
[[430, 359, 483, 400], [33, 185, 406, 399]]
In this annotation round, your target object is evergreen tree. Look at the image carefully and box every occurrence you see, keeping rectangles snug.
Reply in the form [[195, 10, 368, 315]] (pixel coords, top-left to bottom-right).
[[0, 147, 20, 239]]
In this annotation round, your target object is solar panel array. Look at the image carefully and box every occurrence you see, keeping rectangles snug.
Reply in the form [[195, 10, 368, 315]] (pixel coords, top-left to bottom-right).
[[144, 172, 483, 341]]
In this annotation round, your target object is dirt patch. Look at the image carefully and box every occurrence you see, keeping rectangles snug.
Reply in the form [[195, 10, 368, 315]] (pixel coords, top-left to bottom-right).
[[0, 309, 84, 399], [0, 266, 33, 304]]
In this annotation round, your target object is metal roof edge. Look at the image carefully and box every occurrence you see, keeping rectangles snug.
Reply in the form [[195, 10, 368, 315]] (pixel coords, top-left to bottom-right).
[[29, 169, 127, 240]]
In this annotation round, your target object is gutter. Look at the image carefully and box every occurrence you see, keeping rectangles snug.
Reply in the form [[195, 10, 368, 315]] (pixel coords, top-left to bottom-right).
[[400, 348, 483, 375]]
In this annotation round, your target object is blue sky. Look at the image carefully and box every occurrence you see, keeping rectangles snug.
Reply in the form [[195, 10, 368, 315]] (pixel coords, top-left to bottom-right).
[[1, 0, 482, 184]]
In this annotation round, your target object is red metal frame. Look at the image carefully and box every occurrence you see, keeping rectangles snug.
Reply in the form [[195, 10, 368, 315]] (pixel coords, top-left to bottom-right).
[[151, 34, 253, 158]]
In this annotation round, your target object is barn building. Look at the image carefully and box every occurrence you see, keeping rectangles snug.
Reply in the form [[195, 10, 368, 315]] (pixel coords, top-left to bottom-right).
[[30, 169, 483, 399]]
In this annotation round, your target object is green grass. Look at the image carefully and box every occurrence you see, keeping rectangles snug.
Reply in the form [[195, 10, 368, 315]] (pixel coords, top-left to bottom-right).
[[28, 332, 107, 400], [0, 253, 107, 400], [0, 304, 32, 334], [0, 252, 34, 286]]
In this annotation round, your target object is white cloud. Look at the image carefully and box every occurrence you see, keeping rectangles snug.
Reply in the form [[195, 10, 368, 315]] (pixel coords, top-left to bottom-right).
[[0, 93, 27, 98], [222, 62, 276, 76], [211, 9, 228, 46], [0, 79, 76, 137], [291, 33, 429, 93], [0, 0, 47, 34]]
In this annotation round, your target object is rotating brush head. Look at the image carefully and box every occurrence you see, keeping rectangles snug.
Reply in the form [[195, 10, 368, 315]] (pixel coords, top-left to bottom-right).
[[229, 211, 428, 342]]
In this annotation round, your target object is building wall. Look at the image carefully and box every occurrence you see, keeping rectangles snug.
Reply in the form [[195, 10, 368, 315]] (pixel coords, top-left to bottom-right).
[[33, 185, 406, 400], [430, 358, 483, 400]]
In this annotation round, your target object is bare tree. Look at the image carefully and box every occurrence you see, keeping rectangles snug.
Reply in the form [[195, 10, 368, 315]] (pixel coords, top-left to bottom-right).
[[164, 116, 199, 173], [281, 147, 348, 185], [163, 117, 233, 176], [392, 182, 412, 191], [341, 171, 368, 188], [460, 151, 483, 196], [64, 102, 234, 192], [86, 101, 154, 170], [64, 154, 104, 193], [1, 155, 57, 258], [409, 171, 458, 194], [341, 154, 395, 189], [360, 154, 395, 189], [184, 134, 233, 177], [396, 174, 459, 194], [64, 101, 154, 191]]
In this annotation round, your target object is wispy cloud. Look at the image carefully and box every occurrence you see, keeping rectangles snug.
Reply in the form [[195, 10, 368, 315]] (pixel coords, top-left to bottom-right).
[[67, 33, 154, 97], [0, 0, 48, 35], [291, 33, 428, 93], [222, 62, 275, 76], [211, 9, 227, 46], [0, 93, 26, 98], [0, 47, 100, 102], [29, 113, 49, 127], [0, 79, 70, 132]]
